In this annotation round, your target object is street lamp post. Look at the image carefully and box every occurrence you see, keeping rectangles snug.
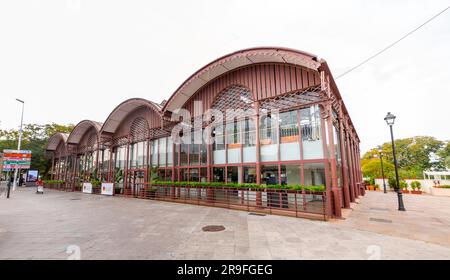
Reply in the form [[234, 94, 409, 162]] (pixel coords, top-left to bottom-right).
[[12, 99, 25, 192], [378, 148, 387, 194], [384, 112, 406, 211]]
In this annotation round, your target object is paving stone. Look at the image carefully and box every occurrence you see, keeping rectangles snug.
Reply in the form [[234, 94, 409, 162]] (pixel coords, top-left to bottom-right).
[[1, 187, 450, 259]]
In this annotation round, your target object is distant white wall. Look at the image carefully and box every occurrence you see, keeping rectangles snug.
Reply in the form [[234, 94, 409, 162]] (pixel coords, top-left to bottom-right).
[[373, 178, 450, 193]]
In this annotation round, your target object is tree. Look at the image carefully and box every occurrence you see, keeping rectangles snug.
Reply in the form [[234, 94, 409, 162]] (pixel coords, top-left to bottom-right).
[[362, 158, 395, 179], [438, 141, 450, 169], [362, 136, 446, 179], [0, 123, 74, 177]]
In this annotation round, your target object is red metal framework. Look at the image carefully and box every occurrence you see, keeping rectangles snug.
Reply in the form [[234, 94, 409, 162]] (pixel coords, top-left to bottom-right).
[[45, 47, 363, 219]]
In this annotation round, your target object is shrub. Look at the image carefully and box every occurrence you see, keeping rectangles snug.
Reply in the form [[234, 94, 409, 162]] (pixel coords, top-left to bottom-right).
[[150, 181, 325, 192], [388, 177, 397, 189], [437, 185, 450, 189], [410, 181, 421, 191], [90, 178, 101, 187], [363, 178, 375, 185], [43, 180, 65, 184], [399, 180, 408, 190]]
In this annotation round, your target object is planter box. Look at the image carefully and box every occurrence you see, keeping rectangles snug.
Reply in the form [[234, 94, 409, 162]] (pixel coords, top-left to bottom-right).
[[410, 190, 422, 195], [431, 187, 450, 197], [402, 190, 410, 194]]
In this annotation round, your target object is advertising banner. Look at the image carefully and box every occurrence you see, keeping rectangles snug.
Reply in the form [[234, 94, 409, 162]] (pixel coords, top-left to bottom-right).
[[27, 170, 39, 182], [101, 183, 114, 196], [82, 183, 93, 194]]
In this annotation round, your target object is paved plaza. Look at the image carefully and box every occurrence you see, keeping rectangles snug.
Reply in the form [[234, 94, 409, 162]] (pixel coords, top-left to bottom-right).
[[0, 185, 450, 260]]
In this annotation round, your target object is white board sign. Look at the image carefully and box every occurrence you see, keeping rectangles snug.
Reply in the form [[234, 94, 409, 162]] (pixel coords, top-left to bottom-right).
[[101, 183, 114, 196], [82, 183, 92, 194]]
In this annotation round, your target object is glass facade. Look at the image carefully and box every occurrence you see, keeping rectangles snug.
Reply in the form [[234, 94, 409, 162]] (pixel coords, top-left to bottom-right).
[[46, 50, 363, 219], [53, 104, 333, 188]]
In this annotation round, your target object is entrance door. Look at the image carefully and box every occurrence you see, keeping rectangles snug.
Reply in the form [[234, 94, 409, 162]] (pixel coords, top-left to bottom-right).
[[127, 169, 146, 197]]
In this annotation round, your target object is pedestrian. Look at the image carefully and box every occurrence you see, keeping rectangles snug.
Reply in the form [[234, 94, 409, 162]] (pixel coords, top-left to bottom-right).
[[8, 175, 14, 187], [36, 176, 44, 194], [36, 176, 43, 187]]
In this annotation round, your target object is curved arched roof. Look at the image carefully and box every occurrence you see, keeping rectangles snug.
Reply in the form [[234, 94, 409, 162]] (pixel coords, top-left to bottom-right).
[[101, 98, 163, 134], [163, 47, 322, 113], [45, 133, 68, 151], [67, 120, 102, 145]]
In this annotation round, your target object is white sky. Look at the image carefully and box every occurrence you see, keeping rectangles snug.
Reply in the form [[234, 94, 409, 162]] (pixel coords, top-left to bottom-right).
[[0, 0, 449, 153]]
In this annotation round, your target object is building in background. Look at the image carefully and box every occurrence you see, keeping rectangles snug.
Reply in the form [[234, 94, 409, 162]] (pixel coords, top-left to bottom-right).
[[45, 47, 363, 218]]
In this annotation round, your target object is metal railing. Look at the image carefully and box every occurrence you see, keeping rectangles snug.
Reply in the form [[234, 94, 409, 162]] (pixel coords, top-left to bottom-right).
[[43, 181, 328, 220], [118, 183, 328, 220]]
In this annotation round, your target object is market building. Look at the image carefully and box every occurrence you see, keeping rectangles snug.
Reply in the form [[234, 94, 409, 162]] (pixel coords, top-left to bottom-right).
[[45, 47, 363, 219]]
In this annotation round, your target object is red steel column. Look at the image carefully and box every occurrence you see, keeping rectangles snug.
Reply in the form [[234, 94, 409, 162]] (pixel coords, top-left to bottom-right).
[[124, 137, 130, 192], [351, 137, 360, 197], [345, 126, 356, 203], [325, 102, 342, 217], [254, 101, 262, 207], [338, 113, 350, 209], [108, 145, 113, 182], [356, 143, 364, 196], [319, 104, 333, 218]]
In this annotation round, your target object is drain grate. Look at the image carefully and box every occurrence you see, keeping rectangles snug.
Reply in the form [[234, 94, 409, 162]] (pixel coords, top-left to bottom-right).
[[70, 198, 81, 201], [369, 218, 392, 223], [202, 225, 225, 232], [249, 212, 266, 216]]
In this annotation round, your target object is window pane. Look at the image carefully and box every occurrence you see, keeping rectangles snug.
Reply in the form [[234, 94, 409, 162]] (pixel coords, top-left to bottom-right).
[[167, 137, 173, 167], [151, 140, 158, 166], [303, 163, 326, 186], [261, 165, 279, 185], [281, 165, 300, 185], [226, 166, 239, 183], [301, 105, 324, 159], [189, 168, 199, 182], [200, 168, 207, 182], [189, 132, 199, 166], [243, 166, 256, 183], [159, 138, 167, 166], [213, 167, 225, 182]]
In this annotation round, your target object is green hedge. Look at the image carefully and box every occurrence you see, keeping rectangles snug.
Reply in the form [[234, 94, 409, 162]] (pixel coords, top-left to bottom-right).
[[437, 185, 450, 189], [43, 180, 65, 184], [151, 181, 325, 192]]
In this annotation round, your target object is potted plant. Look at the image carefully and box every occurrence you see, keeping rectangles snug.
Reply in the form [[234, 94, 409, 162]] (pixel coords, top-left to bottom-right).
[[400, 180, 409, 194], [410, 181, 422, 194], [374, 184, 380, 191], [364, 178, 376, 191], [113, 169, 123, 194], [90, 178, 102, 194]]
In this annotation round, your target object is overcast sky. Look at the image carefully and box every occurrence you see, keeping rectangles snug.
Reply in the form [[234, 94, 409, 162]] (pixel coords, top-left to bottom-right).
[[0, 0, 449, 153]]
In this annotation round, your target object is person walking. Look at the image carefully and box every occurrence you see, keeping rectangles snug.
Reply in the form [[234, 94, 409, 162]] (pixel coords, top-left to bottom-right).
[[36, 176, 44, 194]]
